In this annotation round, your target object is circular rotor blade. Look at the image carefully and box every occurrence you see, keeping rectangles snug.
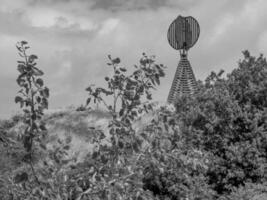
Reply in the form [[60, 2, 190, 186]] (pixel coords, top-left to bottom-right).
[[167, 15, 200, 50]]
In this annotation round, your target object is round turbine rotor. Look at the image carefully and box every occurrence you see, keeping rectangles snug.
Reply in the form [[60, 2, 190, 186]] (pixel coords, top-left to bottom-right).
[[167, 15, 200, 51]]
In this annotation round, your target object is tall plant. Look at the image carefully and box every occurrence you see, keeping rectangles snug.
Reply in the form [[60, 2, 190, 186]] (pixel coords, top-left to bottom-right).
[[73, 54, 166, 199], [86, 53, 166, 162], [14, 41, 49, 183], [86, 53, 165, 116]]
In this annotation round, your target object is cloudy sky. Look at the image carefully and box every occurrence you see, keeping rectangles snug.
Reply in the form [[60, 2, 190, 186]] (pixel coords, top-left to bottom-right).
[[0, 0, 267, 118]]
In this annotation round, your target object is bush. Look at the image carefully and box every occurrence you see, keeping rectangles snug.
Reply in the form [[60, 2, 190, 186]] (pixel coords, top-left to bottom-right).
[[175, 51, 267, 195]]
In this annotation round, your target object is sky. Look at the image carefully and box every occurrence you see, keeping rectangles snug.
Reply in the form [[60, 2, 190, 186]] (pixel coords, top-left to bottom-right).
[[1, 0, 267, 119]]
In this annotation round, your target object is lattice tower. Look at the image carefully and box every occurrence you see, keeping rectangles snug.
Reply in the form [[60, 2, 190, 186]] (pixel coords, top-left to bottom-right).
[[167, 53, 197, 103], [166, 15, 200, 104]]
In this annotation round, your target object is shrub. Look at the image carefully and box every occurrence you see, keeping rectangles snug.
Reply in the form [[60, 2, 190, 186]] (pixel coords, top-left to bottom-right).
[[82, 54, 214, 200], [175, 51, 267, 195]]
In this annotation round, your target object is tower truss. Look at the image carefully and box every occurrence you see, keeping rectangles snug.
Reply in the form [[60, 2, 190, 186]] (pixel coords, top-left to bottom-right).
[[167, 15, 200, 104], [167, 53, 197, 103]]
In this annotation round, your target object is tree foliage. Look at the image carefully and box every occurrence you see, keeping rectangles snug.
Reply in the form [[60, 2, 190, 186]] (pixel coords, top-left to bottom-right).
[[175, 50, 267, 196]]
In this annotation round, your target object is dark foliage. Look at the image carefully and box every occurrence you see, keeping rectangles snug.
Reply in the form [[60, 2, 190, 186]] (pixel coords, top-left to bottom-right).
[[175, 51, 267, 196]]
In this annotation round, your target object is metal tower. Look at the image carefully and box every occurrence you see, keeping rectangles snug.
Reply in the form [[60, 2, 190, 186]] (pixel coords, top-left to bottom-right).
[[167, 15, 200, 104]]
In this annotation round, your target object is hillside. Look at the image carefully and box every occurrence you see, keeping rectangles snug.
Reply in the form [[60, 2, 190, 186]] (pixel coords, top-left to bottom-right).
[[1, 108, 108, 169], [0, 104, 164, 171], [0, 103, 175, 199]]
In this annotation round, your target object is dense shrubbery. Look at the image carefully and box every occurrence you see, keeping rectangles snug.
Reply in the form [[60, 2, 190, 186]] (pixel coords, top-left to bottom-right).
[[175, 51, 267, 197], [1, 41, 267, 200]]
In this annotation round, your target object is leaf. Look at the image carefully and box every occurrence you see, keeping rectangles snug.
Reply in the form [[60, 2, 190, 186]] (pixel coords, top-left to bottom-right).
[[86, 98, 91, 106], [36, 96, 41, 103], [32, 67, 44, 76], [147, 93, 152, 100], [113, 57, 120, 64], [15, 96, 23, 104], [118, 140, 124, 149], [40, 143, 47, 150], [16, 46, 22, 52], [92, 151, 98, 159], [163, 115, 167, 123], [23, 109, 30, 114], [23, 136, 32, 152], [65, 136, 72, 144], [99, 131, 106, 140], [21, 41, 28, 45], [86, 85, 94, 92], [86, 87, 91, 92], [17, 61, 26, 64], [155, 74, 160, 85], [158, 69, 165, 77], [43, 87, 49, 98], [131, 110, 137, 117], [100, 155, 108, 164], [39, 124, 47, 131], [36, 78, 44, 87], [101, 89, 113, 95], [16, 73, 26, 86], [119, 109, 124, 117], [14, 172, 28, 184], [17, 64, 25, 73], [20, 103, 27, 111], [151, 78, 155, 85], [63, 145, 70, 150], [119, 67, 127, 72], [29, 54, 38, 60], [22, 153, 31, 163], [42, 97, 48, 109], [32, 122, 38, 130]]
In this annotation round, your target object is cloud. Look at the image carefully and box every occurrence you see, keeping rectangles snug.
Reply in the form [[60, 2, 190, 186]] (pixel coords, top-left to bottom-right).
[[0, 0, 267, 118], [90, 0, 171, 10], [98, 18, 120, 36], [26, 0, 190, 11]]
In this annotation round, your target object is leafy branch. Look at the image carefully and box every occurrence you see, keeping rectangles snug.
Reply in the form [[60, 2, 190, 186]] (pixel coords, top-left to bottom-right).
[[86, 53, 166, 122], [14, 41, 49, 184]]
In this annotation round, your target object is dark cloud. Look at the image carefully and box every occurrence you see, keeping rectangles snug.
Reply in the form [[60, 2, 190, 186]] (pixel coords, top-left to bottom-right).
[[90, 0, 171, 11], [27, 0, 174, 11], [27, 0, 73, 5]]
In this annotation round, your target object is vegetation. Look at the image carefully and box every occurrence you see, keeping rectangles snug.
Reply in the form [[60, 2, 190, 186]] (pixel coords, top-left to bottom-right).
[[0, 42, 267, 200], [14, 41, 49, 183], [175, 51, 267, 198]]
